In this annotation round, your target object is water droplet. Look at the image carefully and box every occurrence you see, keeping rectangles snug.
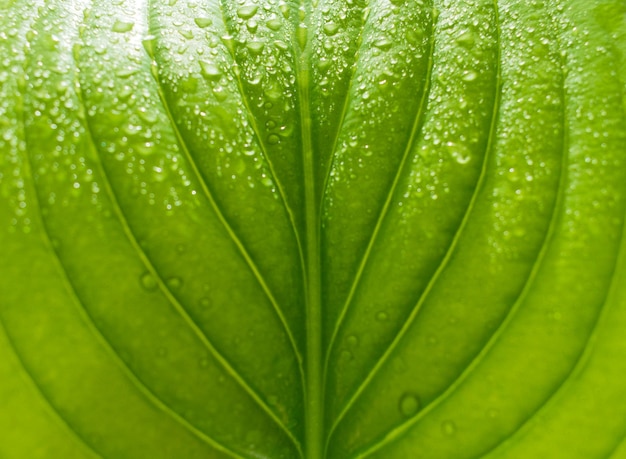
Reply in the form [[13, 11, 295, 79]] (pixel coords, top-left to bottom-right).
[[273, 39, 288, 51], [115, 66, 138, 78], [26, 29, 37, 42], [462, 71, 478, 82], [151, 165, 167, 182], [399, 393, 420, 417], [246, 40, 265, 55], [194, 17, 212, 28], [140, 272, 158, 291], [267, 134, 280, 144], [446, 142, 471, 164], [199, 60, 222, 80], [550, 310, 562, 320], [442, 420, 456, 436], [179, 28, 194, 40], [318, 57, 331, 72], [266, 18, 282, 31], [138, 109, 158, 124], [167, 277, 182, 289], [406, 28, 423, 44], [297, 24, 307, 50], [455, 29, 475, 47], [221, 35, 235, 53], [373, 37, 392, 50], [263, 84, 282, 103], [246, 19, 258, 33], [376, 311, 389, 322], [237, 5, 258, 20], [346, 335, 359, 347], [112, 19, 134, 33], [279, 2, 289, 18], [323, 22, 339, 36], [142, 36, 156, 59], [212, 85, 228, 101]]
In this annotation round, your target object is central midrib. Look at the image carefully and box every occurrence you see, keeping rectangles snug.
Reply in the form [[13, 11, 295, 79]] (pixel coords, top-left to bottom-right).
[[293, 6, 324, 459]]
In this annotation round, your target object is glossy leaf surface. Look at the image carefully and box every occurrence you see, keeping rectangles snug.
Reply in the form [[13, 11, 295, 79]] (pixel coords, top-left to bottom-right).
[[1, 0, 626, 458]]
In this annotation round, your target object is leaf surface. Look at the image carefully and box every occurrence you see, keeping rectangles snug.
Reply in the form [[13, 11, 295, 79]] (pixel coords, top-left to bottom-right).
[[1, 0, 625, 458]]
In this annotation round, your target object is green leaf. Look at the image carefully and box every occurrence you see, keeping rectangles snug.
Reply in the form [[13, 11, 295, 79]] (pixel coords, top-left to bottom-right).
[[1, 0, 625, 458]]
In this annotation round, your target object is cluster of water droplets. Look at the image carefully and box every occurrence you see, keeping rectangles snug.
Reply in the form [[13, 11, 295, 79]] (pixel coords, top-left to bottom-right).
[[145, 0, 288, 196], [220, 0, 301, 172], [310, 0, 369, 105], [76, 0, 203, 215], [0, 28, 31, 234], [321, 0, 431, 228], [486, 0, 564, 261], [398, 0, 496, 220], [20, 1, 119, 231]]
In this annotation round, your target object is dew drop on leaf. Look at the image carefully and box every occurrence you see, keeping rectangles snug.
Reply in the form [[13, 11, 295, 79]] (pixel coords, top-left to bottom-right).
[[246, 19, 258, 33], [194, 17, 212, 28], [111, 19, 134, 33], [279, 2, 289, 18], [462, 70, 478, 82], [399, 393, 420, 417], [323, 22, 339, 36], [237, 5, 258, 20], [166, 276, 182, 289], [455, 29, 476, 47], [199, 60, 222, 80], [442, 420, 457, 436], [140, 272, 158, 291], [221, 34, 235, 53], [212, 85, 228, 101], [178, 28, 194, 40], [376, 311, 389, 322], [141, 36, 156, 59], [246, 40, 265, 55], [266, 18, 281, 31], [297, 24, 307, 50], [373, 37, 392, 50]]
